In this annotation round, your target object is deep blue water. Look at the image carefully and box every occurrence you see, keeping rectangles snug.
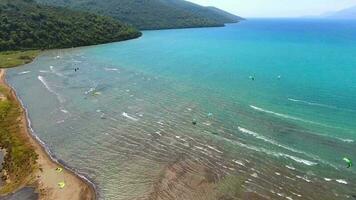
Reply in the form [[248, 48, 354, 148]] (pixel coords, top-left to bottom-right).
[[7, 19, 356, 199]]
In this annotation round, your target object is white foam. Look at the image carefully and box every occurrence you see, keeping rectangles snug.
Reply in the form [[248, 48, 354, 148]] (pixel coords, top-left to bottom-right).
[[232, 159, 245, 167], [249, 105, 326, 126], [104, 68, 119, 71], [37, 76, 65, 103], [206, 145, 223, 154], [85, 87, 95, 95], [296, 175, 312, 182], [238, 127, 303, 153], [291, 192, 302, 197], [324, 178, 332, 181], [339, 138, 354, 143], [223, 137, 317, 167], [275, 172, 281, 176], [288, 98, 337, 109], [39, 70, 49, 73], [18, 71, 31, 75], [335, 179, 347, 184], [281, 154, 317, 166], [286, 165, 296, 170], [122, 112, 138, 121], [238, 126, 318, 166], [49, 65, 64, 77], [60, 109, 69, 114]]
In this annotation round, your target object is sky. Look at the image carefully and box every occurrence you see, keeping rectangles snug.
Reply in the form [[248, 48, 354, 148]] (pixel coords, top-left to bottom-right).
[[189, 0, 356, 18]]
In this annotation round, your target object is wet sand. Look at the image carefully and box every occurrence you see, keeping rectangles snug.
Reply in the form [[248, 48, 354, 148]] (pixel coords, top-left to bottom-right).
[[0, 69, 96, 200]]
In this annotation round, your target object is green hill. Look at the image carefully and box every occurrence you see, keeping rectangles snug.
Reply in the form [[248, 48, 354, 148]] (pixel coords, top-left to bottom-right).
[[36, 0, 243, 30], [0, 0, 141, 51]]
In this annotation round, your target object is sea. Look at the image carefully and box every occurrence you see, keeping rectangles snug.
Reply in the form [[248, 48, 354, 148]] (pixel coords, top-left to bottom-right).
[[6, 19, 356, 200]]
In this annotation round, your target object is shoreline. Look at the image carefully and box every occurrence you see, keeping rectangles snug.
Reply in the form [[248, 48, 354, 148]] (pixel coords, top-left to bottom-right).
[[0, 68, 96, 200]]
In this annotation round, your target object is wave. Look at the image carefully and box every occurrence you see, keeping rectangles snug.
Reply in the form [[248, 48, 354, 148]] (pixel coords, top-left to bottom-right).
[[335, 179, 347, 184], [288, 98, 356, 113], [122, 112, 139, 121], [249, 105, 328, 126], [288, 98, 338, 109], [18, 71, 31, 75], [237, 126, 343, 168], [238, 127, 307, 154], [104, 68, 119, 71], [281, 154, 317, 166], [49, 66, 64, 77], [85, 87, 96, 95], [38, 76, 65, 103], [222, 137, 317, 167], [60, 109, 69, 114]]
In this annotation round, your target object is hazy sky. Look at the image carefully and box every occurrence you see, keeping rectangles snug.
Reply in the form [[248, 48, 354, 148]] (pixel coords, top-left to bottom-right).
[[189, 0, 356, 18]]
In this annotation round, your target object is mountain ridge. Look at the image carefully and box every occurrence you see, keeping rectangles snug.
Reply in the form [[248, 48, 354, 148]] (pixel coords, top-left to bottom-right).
[[322, 5, 356, 19], [35, 0, 243, 30]]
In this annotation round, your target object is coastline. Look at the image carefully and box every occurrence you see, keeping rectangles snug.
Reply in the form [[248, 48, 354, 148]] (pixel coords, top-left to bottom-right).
[[0, 68, 96, 200]]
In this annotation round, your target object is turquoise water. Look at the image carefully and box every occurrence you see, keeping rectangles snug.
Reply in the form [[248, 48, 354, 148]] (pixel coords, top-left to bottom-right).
[[7, 19, 356, 199]]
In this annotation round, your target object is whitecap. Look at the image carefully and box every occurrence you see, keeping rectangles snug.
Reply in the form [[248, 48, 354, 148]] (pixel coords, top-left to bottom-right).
[[18, 71, 31, 75], [206, 145, 223, 154], [285, 165, 296, 170], [223, 137, 318, 167], [296, 175, 312, 182], [232, 159, 245, 166], [324, 178, 332, 181], [340, 138, 354, 143], [280, 154, 317, 166], [122, 112, 138, 121], [288, 98, 337, 109], [104, 68, 119, 71], [238, 126, 318, 166], [37, 76, 65, 103], [60, 109, 69, 114], [249, 105, 327, 126], [335, 179, 347, 184], [85, 87, 95, 95]]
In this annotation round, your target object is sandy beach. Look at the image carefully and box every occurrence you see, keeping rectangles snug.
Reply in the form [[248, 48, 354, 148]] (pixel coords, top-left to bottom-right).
[[0, 69, 96, 200]]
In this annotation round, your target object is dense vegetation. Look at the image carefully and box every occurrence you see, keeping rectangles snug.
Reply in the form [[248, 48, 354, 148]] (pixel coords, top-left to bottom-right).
[[0, 84, 38, 194], [0, 0, 142, 51], [36, 0, 244, 30]]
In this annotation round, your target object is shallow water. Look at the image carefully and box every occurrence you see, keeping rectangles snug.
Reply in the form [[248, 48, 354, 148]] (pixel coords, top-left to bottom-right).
[[7, 19, 356, 199], [0, 187, 38, 200]]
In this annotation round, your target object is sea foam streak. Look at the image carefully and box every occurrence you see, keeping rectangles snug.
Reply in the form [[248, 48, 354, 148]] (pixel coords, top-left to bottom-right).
[[104, 68, 119, 71], [122, 112, 139, 121], [18, 71, 31, 75], [288, 98, 338, 109], [222, 137, 317, 167], [250, 105, 326, 126], [237, 126, 342, 167], [38, 76, 64, 103]]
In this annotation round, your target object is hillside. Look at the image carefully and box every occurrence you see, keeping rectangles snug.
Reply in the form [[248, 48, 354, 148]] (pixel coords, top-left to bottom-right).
[[0, 0, 141, 51], [36, 0, 243, 30], [322, 5, 356, 19]]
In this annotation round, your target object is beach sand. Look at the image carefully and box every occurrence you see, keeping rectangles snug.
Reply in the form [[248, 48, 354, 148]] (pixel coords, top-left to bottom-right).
[[0, 69, 96, 200]]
